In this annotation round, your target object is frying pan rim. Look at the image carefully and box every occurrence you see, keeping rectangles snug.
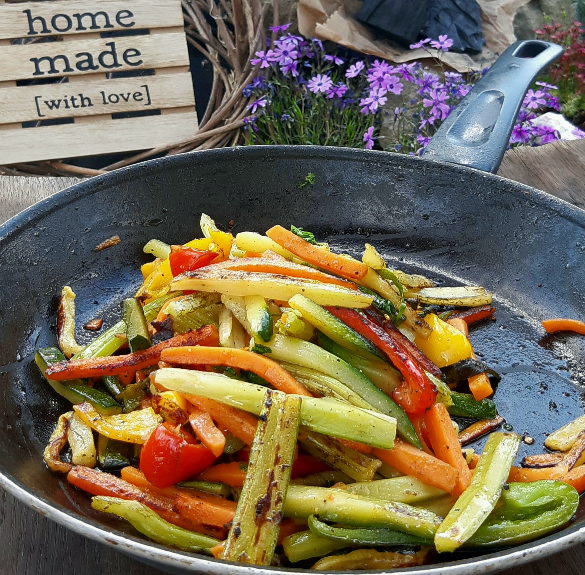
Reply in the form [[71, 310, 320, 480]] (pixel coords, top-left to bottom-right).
[[1, 144, 584, 574]]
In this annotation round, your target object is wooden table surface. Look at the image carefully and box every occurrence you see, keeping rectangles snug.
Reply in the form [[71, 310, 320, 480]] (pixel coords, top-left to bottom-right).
[[2, 141, 585, 575]]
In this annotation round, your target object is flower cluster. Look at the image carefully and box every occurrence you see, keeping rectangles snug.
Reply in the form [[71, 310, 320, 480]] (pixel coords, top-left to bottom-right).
[[242, 26, 576, 153], [536, 20, 585, 122]]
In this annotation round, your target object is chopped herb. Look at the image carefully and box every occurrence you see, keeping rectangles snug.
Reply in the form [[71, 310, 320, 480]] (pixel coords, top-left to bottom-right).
[[298, 172, 316, 189], [251, 343, 272, 355], [291, 225, 318, 245]]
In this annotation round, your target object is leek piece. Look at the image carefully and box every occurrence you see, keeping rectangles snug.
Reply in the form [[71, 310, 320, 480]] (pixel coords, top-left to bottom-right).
[[143, 239, 171, 260], [283, 485, 442, 539], [434, 432, 521, 553], [92, 496, 219, 553], [153, 368, 396, 449], [223, 391, 301, 565]]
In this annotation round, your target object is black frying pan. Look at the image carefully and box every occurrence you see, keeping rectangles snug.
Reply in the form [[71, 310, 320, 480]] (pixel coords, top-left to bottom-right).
[[1, 40, 584, 575]]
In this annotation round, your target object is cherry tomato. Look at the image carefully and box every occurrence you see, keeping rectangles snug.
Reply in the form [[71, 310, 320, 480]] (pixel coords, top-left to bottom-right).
[[169, 246, 217, 277], [140, 423, 217, 488]]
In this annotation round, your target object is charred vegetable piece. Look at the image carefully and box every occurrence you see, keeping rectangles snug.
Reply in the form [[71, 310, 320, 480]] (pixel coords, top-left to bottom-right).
[[57, 286, 84, 358], [44, 411, 73, 473], [35, 347, 122, 416], [441, 357, 501, 385], [97, 435, 132, 471], [122, 298, 151, 353], [102, 375, 124, 398], [407, 286, 492, 307], [223, 391, 301, 565], [92, 496, 220, 553], [448, 305, 496, 324], [68, 412, 97, 467], [545, 413, 585, 451], [458, 416, 504, 445], [434, 432, 521, 553], [358, 285, 401, 322]]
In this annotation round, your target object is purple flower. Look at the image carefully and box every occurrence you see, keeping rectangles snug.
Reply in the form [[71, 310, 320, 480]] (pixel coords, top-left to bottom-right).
[[363, 126, 376, 150], [360, 88, 387, 114], [572, 127, 585, 139], [312, 38, 324, 52], [430, 35, 454, 51], [346, 61, 365, 78], [523, 89, 547, 110], [415, 72, 441, 95], [455, 84, 472, 99], [280, 60, 299, 76], [269, 23, 291, 33], [417, 135, 432, 148], [396, 63, 416, 83], [251, 50, 274, 68], [510, 123, 530, 144], [243, 116, 258, 133], [410, 38, 431, 49], [535, 81, 558, 91], [271, 44, 298, 65], [423, 89, 450, 120], [444, 71, 463, 84], [246, 96, 267, 114], [307, 73, 333, 93], [281, 113, 293, 122], [533, 125, 558, 145], [326, 82, 348, 99], [382, 75, 403, 95], [324, 54, 345, 65], [544, 94, 561, 111], [370, 59, 394, 74]]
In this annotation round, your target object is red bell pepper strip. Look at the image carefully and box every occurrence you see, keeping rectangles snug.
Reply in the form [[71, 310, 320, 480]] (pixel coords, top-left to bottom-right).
[[447, 305, 496, 325], [169, 246, 217, 277], [291, 454, 333, 479], [140, 423, 217, 489], [326, 307, 437, 414], [365, 309, 443, 378]]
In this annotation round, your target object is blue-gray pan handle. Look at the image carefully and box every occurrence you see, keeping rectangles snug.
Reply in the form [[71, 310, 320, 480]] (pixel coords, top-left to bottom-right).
[[421, 40, 563, 173]]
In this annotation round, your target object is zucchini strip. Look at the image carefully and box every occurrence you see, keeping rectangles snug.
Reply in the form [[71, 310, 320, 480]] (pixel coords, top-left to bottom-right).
[[223, 391, 301, 565]]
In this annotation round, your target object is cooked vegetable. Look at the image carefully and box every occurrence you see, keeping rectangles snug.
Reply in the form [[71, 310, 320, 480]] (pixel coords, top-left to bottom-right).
[[92, 496, 220, 553], [168, 246, 217, 276], [187, 404, 226, 458], [44, 412, 73, 473], [346, 475, 447, 504], [73, 402, 161, 444], [143, 239, 171, 259], [218, 306, 247, 348], [171, 269, 373, 308], [448, 392, 497, 419], [68, 412, 97, 467], [122, 298, 151, 353], [153, 368, 398, 449], [415, 314, 473, 368], [57, 286, 84, 358], [407, 286, 493, 307], [545, 413, 585, 451], [97, 435, 132, 471], [542, 318, 585, 334], [244, 294, 273, 342], [458, 416, 504, 445], [448, 305, 495, 324], [434, 432, 521, 553], [223, 391, 301, 565], [235, 231, 297, 260]]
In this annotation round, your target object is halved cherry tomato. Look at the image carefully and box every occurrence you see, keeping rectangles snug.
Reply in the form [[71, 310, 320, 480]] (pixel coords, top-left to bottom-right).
[[169, 246, 217, 277], [140, 423, 217, 488]]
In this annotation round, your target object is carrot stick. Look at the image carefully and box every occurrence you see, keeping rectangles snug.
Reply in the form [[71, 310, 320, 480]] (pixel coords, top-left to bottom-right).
[[266, 225, 368, 281], [184, 395, 258, 446], [205, 257, 357, 289], [424, 402, 472, 496], [447, 318, 493, 401], [277, 518, 307, 544], [521, 452, 565, 468], [508, 465, 569, 482], [542, 318, 585, 335], [373, 440, 458, 493], [161, 346, 312, 396], [336, 438, 373, 454], [408, 414, 433, 455], [197, 462, 248, 487], [560, 465, 585, 493], [45, 326, 220, 381], [68, 465, 223, 537], [117, 371, 136, 385], [187, 404, 226, 457]]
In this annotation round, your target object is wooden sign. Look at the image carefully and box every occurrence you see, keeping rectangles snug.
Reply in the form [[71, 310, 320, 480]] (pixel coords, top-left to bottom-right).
[[0, 0, 199, 165]]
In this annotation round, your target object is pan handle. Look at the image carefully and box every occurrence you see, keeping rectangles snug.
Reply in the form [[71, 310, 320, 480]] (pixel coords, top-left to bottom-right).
[[421, 40, 563, 173]]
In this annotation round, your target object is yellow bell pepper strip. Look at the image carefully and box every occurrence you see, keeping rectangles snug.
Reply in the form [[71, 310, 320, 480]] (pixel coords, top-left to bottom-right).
[[92, 496, 221, 554], [73, 402, 161, 444], [414, 314, 472, 368], [222, 391, 301, 565], [434, 432, 521, 553], [43, 411, 73, 473], [465, 481, 579, 547]]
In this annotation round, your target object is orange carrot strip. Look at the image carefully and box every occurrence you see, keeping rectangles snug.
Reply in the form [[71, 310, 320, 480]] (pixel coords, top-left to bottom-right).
[[161, 346, 312, 396], [373, 440, 458, 493], [184, 395, 258, 446], [408, 414, 433, 455], [277, 518, 307, 545], [210, 542, 226, 559], [68, 465, 223, 537], [197, 462, 247, 488], [187, 404, 226, 457], [521, 453, 565, 468], [118, 371, 136, 385], [468, 453, 480, 470], [205, 257, 357, 289], [508, 465, 569, 482], [336, 438, 373, 454], [425, 402, 472, 496], [121, 466, 236, 531], [266, 225, 368, 281], [447, 318, 493, 401], [560, 465, 585, 494], [45, 326, 220, 381], [542, 318, 585, 335]]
